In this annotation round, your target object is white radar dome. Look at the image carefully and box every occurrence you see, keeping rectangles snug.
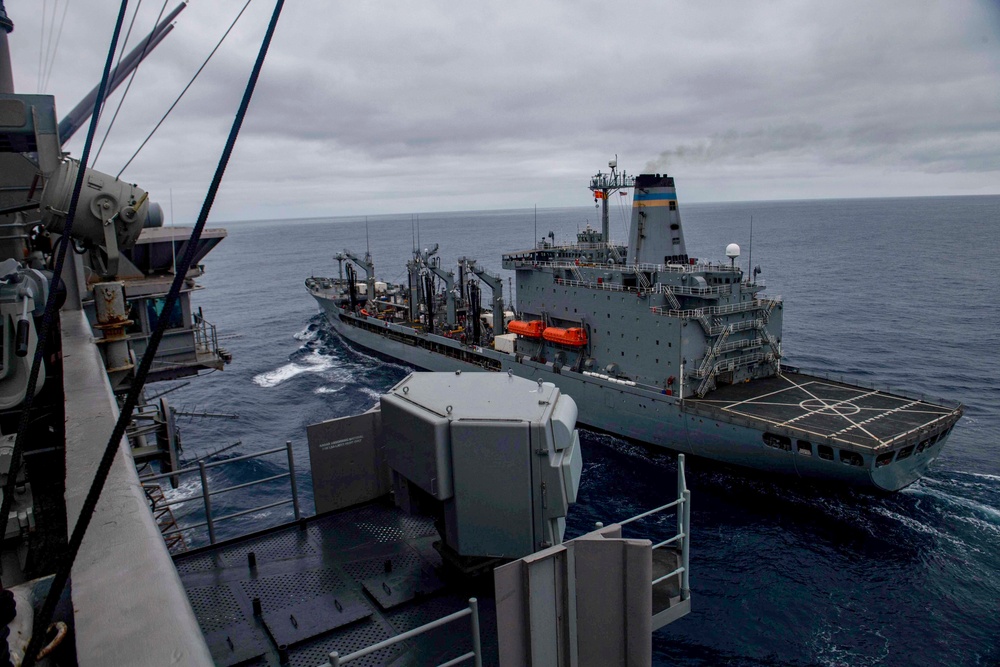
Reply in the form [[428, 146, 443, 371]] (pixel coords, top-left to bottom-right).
[[726, 243, 741, 259]]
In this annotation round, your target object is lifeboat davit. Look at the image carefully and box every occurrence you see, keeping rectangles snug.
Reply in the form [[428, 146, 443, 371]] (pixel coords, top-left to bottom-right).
[[542, 327, 588, 347], [507, 320, 546, 338]]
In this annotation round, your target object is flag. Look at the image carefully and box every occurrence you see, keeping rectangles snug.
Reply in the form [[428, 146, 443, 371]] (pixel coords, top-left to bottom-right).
[[593, 191, 605, 199]]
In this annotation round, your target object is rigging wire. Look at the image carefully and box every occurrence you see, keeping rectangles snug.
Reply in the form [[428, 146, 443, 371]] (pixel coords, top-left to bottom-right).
[[0, 0, 131, 572], [21, 2, 286, 663], [39, 0, 60, 91], [40, 0, 71, 92], [617, 191, 630, 242], [36, 0, 46, 92], [116, 0, 253, 179], [94, 0, 170, 168]]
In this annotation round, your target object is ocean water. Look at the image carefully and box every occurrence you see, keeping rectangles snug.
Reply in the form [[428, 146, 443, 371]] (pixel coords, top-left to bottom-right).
[[166, 194, 1000, 666]]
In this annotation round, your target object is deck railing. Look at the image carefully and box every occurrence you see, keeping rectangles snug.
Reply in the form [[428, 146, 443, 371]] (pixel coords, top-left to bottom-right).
[[141, 441, 301, 546], [503, 256, 743, 275], [192, 309, 220, 356], [652, 297, 782, 318], [321, 598, 482, 667], [616, 453, 691, 600]]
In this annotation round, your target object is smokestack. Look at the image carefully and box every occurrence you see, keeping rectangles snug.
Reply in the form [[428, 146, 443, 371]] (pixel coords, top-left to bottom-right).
[[627, 174, 689, 266]]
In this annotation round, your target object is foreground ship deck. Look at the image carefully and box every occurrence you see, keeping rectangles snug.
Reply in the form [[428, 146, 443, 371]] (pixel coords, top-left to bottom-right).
[[176, 500, 499, 667]]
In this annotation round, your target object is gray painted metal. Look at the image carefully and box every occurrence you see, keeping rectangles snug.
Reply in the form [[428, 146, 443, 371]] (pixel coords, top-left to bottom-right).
[[379, 372, 581, 558], [62, 309, 213, 666], [307, 410, 389, 513]]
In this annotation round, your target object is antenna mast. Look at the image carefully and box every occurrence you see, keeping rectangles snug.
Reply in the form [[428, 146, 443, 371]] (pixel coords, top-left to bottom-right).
[[589, 155, 635, 263]]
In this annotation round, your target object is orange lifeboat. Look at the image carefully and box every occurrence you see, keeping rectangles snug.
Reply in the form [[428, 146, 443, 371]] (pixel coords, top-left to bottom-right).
[[542, 327, 588, 347], [507, 320, 546, 338]]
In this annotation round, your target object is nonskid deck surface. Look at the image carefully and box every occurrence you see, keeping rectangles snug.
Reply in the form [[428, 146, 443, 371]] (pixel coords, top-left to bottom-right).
[[175, 500, 497, 667], [688, 372, 957, 450]]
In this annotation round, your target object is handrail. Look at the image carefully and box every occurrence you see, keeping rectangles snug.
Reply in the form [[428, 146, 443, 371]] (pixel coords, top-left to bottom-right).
[[609, 454, 691, 601], [322, 598, 482, 667], [502, 256, 742, 275], [192, 310, 219, 355], [651, 297, 782, 318], [141, 441, 301, 547]]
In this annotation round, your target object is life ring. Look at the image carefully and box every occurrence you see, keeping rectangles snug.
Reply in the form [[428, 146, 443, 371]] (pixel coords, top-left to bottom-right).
[[360, 309, 370, 317]]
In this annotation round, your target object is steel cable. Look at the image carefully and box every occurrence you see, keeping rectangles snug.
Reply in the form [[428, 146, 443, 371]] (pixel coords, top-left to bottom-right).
[[21, 1, 285, 663], [94, 0, 168, 168], [116, 0, 253, 179]]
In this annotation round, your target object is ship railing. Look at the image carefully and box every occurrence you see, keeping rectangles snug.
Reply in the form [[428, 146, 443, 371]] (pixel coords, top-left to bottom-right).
[[554, 277, 630, 292], [502, 256, 742, 275], [702, 318, 762, 337], [320, 597, 482, 667], [140, 441, 301, 547], [652, 297, 782, 318], [689, 351, 769, 379], [652, 283, 734, 297], [616, 453, 691, 601], [192, 308, 220, 356], [714, 336, 763, 354]]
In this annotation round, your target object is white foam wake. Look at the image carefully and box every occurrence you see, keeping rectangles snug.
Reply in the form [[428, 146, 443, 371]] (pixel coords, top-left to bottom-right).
[[252, 350, 335, 388]]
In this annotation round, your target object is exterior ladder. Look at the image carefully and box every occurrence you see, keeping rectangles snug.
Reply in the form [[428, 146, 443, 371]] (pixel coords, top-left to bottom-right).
[[144, 483, 187, 553]]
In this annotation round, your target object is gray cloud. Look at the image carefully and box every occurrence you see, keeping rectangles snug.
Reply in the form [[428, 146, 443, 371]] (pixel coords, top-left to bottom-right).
[[8, 0, 1000, 221]]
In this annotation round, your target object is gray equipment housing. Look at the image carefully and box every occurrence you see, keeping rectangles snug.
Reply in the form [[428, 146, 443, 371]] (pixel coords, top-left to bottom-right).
[[381, 371, 582, 559]]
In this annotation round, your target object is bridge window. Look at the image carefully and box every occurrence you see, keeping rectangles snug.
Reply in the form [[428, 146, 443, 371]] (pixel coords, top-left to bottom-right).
[[839, 450, 864, 467], [796, 440, 812, 456], [669, 201, 677, 210], [763, 433, 791, 451], [817, 445, 834, 461]]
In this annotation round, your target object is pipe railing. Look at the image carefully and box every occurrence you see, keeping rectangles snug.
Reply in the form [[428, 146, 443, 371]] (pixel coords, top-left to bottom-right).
[[651, 297, 782, 319], [192, 310, 220, 356], [321, 598, 482, 667], [615, 453, 691, 600], [140, 441, 301, 546]]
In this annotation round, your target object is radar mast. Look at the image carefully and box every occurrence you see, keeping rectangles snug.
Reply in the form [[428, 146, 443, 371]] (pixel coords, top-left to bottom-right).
[[588, 156, 635, 263]]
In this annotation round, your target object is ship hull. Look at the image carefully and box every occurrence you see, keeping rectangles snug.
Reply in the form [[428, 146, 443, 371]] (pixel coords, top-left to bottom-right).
[[310, 292, 955, 492]]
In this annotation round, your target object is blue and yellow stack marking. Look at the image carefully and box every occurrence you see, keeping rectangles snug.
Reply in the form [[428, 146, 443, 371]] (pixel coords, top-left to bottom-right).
[[633, 191, 677, 207]]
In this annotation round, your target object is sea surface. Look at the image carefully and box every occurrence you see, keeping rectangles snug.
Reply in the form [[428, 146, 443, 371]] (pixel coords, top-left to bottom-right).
[[164, 194, 999, 666]]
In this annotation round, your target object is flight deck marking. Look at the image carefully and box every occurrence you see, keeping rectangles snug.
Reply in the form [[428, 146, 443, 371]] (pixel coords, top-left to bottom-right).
[[796, 398, 862, 416], [778, 389, 882, 441]]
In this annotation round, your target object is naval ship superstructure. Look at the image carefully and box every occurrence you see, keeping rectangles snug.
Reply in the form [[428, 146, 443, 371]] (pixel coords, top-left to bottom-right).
[[306, 162, 964, 492]]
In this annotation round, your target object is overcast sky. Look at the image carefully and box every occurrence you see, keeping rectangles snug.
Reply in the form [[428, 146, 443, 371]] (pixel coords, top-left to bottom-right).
[[9, 0, 1000, 222]]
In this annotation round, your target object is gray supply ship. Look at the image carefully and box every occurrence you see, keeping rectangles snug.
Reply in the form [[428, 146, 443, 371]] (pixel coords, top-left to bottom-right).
[[306, 161, 964, 492]]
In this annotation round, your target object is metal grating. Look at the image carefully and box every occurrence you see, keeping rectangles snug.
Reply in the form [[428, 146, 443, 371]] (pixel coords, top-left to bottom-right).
[[307, 504, 437, 552], [175, 551, 222, 576], [240, 567, 347, 612], [219, 527, 316, 566], [385, 594, 463, 633], [186, 584, 246, 633], [289, 619, 400, 667], [342, 547, 423, 584]]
